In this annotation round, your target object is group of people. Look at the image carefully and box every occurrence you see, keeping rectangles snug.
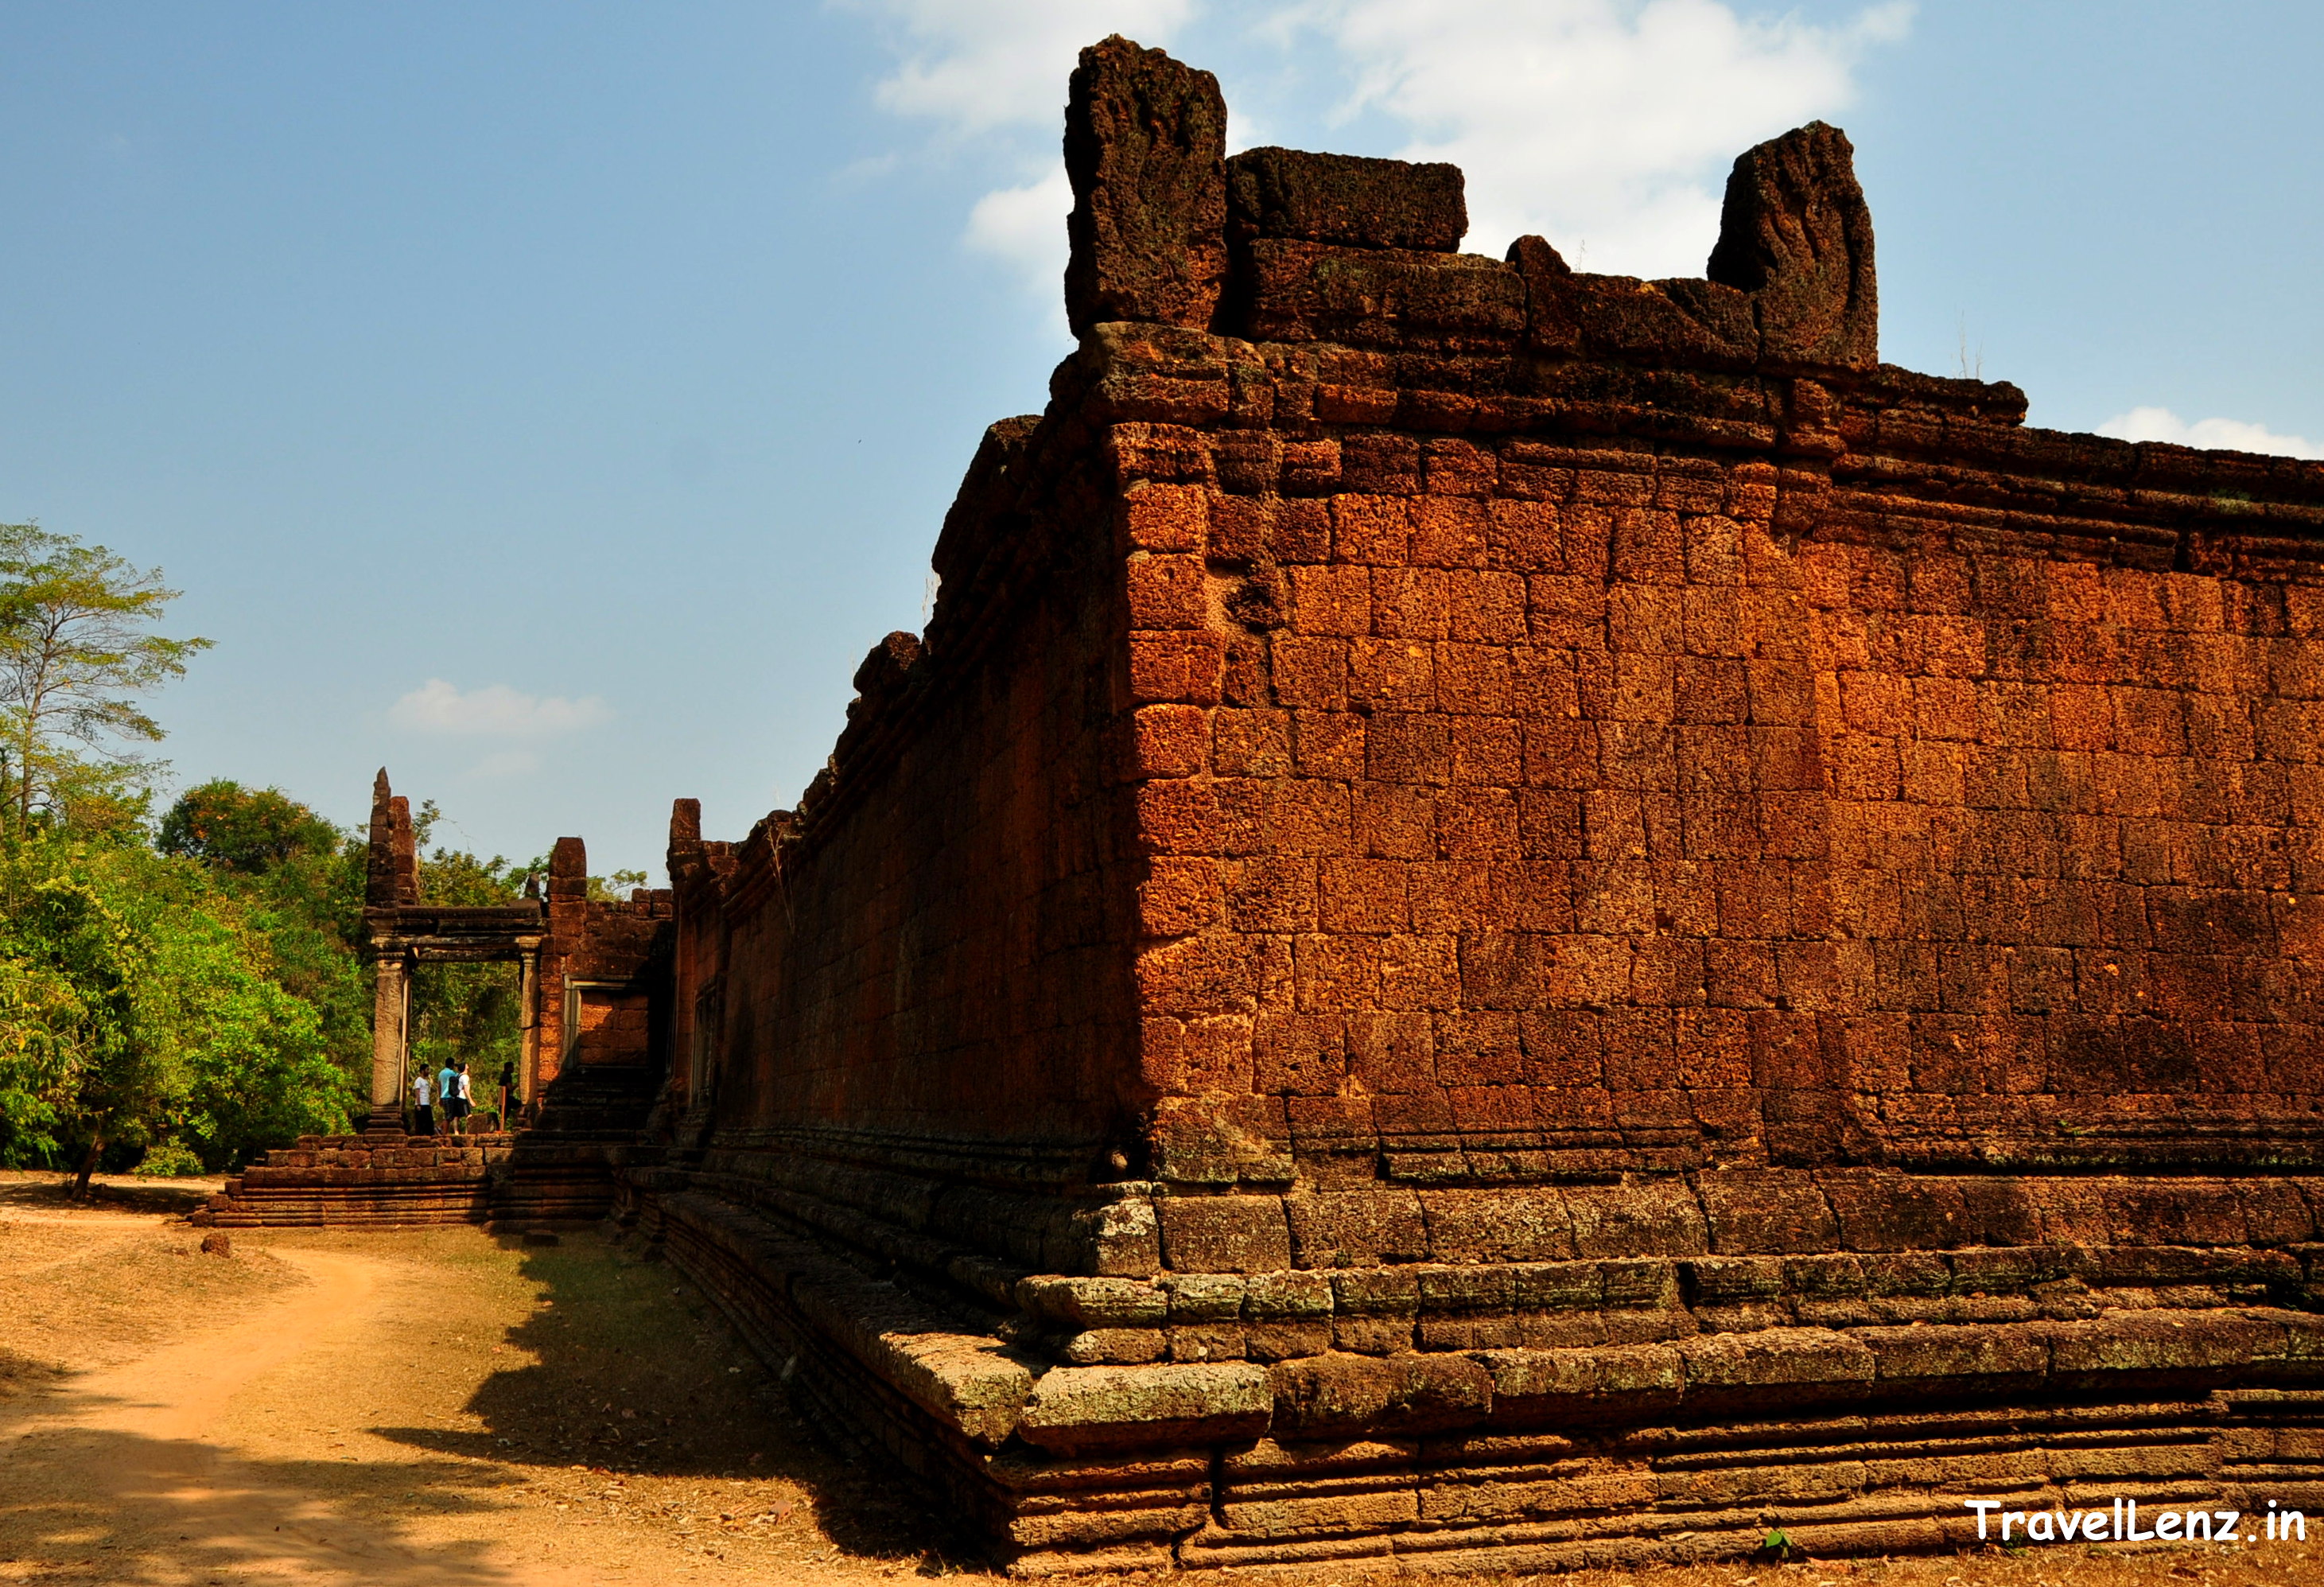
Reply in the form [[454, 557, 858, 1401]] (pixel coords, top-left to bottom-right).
[[408, 1059, 519, 1137]]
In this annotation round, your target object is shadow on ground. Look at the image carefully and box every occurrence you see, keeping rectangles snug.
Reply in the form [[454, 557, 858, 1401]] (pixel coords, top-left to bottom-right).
[[372, 1230, 973, 1571], [0, 1422, 536, 1585], [0, 1173, 222, 1218]]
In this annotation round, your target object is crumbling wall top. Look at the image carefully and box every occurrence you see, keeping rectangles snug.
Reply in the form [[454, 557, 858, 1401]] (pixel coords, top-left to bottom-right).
[[1062, 35, 1883, 377]]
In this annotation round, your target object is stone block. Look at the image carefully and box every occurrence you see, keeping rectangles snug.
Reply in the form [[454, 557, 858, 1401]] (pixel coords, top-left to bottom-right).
[[1269, 1352, 1493, 1437], [1158, 1196, 1292, 1273], [1064, 37, 1226, 335], [1019, 1362, 1273, 1453], [1226, 146, 1465, 252]]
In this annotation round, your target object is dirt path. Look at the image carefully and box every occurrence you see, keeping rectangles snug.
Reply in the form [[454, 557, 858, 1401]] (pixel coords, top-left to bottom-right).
[[9, 1246, 568, 1585], [3, 1177, 2320, 1586], [0, 1186, 949, 1585], [67, 1247, 381, 1446]]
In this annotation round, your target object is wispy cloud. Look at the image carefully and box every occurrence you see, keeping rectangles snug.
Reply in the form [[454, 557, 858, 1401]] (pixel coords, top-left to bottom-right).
[[1300, 0, 1913, 276], [2097, 406, 2324, 461], [388, 679, 612, 737], [849, 0, 1196, 136], [964, 166, 1075, 295], [849, 0, 1195, 305], [848, 0, 1911, 300]]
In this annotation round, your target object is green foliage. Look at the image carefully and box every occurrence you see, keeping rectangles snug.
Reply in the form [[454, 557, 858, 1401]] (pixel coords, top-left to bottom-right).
[[159, 780, 340, 873], [157, 780, 372, 1118], [0, 523, 211, 833], [0, 832, 348, 1173], [590, 868, 648, 902], [411, 840, 526, 1087], [134, 1138, 204, 1177]]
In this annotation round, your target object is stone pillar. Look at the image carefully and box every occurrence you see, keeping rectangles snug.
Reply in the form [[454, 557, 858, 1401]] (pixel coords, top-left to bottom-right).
[[518, 948, 540, 1116], [367, 948, 410, 1138]]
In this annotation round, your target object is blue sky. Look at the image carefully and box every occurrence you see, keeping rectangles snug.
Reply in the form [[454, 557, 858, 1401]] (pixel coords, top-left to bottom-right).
[[2, 1, 2319, 877]]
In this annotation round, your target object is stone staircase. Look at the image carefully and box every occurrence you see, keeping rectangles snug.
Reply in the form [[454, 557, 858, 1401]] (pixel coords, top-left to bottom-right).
[[190, 1062, 666, 1230], [486, 1063, 664, 1228]]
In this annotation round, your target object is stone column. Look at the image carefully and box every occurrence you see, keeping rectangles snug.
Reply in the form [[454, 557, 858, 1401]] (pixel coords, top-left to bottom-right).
[[367, 948, 410, 1137], [518, 948, 541, 1118]]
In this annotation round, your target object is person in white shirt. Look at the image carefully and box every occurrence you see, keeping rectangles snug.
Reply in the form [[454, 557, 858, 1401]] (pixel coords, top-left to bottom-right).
[[410, 1070, 434, 1137]]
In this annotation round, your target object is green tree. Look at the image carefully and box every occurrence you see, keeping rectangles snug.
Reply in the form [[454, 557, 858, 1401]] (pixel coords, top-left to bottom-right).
[[0, 835, 344, 1193], [0, 867, 141, 1188], [592, 868, 649, 901], [410, 836, 528, 1107], [157, 780, 373, 1120], [0, 524, 211, 833], [159, 780, 341, 873]]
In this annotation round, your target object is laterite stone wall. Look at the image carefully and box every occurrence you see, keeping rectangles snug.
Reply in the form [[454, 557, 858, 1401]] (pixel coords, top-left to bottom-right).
[[627, 33, 2324, 1576]]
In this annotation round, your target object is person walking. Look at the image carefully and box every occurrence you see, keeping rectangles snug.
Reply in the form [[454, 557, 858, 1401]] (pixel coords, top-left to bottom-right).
[[496, 1060, 516, 1131], [437, 1060, 459, 1138], [454, 1061, 474, 1136], [409, 1067, 434, 1138]]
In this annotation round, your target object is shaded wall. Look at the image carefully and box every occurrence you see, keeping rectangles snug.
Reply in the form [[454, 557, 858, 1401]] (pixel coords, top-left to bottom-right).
[[665, 420, 1150, 1172]]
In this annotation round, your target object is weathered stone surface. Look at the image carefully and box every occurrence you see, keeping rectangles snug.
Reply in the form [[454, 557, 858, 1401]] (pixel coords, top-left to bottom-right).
[[1227, 147, 1465, 252], [793, 1279, 1039, 1446], [1063, 35, 1227, 336], [1705, 120, 1876, 368], [1236, 239, 1525, 351], [1269, 1352, 1494, 1437], [1019, 1362, 1272, 1451]]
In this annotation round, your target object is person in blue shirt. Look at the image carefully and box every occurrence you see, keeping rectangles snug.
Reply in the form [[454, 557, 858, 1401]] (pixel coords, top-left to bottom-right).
[[437, 1062, 460, 1137]]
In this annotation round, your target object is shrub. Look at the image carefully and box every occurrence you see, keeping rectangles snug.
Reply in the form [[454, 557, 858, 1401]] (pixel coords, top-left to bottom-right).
[[134, 1139, 205, 1177]]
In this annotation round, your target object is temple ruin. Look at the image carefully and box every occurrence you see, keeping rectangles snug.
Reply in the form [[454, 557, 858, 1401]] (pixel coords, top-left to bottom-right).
[[196, 771, 670, 1227], [215, 33, 2324, 1573]]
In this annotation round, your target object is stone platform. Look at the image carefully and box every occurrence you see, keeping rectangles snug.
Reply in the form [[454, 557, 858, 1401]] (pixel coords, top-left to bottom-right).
[[194, 1063, 664, 1229], [194, 1134, 514, 1227], [613, 1159, 2324, 1574]]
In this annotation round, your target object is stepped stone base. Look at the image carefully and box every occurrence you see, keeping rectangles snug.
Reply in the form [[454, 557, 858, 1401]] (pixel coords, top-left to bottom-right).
[[192, 1134, 515, 1227], [614, 1167, 2324, 1575], [193, 1066, 663, 1229]]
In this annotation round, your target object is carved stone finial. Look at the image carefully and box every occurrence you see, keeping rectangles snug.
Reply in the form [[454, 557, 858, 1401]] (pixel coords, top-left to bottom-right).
[[548, 835, 587, 902], [1705, 120, 1876, 369], [1063, 35, 1227, 336], [386, 795, 419, 905], [364, 769, 402, 907], [670, 797, 703, 850]]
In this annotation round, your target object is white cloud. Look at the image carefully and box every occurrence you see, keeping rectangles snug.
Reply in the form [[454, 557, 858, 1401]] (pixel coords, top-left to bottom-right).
[[2097, 406, 2324, 461], [1305, 0, 1913, 277], [851, 0, 1910, 301], [965, 165, 1075, 294], [849, 0, 1196, 136], [388, 679, 612, 737]]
